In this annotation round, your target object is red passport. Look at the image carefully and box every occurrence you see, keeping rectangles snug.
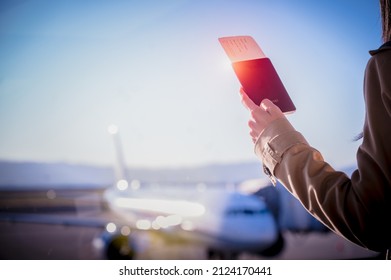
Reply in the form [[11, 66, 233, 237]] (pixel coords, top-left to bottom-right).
[[219, 36, 296, 114]]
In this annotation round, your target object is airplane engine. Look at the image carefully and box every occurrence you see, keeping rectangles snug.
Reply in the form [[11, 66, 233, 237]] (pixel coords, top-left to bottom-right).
[[93, 228, 136, 260], [256, 231, 285, 257]]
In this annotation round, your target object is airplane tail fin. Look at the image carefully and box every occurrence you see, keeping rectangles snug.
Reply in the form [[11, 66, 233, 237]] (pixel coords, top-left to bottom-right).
[[107, 125, 129, 189]]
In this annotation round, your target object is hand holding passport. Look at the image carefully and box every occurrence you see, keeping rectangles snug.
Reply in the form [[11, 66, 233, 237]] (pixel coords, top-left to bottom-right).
[[218, 36, 295, 114]]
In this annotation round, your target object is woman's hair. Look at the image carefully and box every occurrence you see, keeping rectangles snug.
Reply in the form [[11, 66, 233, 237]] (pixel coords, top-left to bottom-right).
[[380, 0, 391, 42]]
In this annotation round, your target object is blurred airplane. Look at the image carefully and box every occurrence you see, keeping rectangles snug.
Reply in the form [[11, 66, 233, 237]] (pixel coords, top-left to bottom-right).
[[95, 125, 284, 259], [99, 181, 281, 259]]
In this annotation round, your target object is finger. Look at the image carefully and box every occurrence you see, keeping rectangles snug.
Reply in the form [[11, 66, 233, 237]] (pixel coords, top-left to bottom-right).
[[250, 130, 259, 139], [250, 131, 260, 143], [240, 88, 258, 111], [248, 119, 258, 130]]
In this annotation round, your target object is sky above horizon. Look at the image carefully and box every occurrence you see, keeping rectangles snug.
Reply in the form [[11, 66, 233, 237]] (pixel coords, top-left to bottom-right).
[[0, 0, 382, 170]]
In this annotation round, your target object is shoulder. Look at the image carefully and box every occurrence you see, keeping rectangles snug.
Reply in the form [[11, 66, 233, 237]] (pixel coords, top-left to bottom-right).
[[365, 43, 391, 96], [367, 42, 391, 71]]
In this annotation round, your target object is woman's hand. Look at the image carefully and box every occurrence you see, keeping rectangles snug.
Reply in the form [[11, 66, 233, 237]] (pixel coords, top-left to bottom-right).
[[239, 88, 285, 143]]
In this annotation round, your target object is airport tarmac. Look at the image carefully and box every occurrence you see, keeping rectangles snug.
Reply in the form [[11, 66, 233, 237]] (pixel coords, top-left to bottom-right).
[[0, 221, 382, 260], [0, 188, 382, 260]]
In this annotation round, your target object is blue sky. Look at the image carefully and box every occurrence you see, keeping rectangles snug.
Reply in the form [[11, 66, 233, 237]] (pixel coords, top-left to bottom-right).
[[0, 0, 382, 169]]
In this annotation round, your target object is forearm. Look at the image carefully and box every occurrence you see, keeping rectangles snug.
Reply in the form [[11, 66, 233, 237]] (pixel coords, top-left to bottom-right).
[[272, 142, 367, 246], [255, 118, 389, 251]]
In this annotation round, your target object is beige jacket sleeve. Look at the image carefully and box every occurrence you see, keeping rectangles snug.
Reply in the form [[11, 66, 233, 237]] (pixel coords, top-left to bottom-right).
[[254, 48, 391, 252]]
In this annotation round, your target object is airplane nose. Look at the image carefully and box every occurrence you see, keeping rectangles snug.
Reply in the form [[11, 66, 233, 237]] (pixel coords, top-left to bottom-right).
[[219, 210, 279, 249]]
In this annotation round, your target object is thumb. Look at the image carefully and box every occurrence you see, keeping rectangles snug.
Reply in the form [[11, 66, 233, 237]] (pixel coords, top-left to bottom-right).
[[260, 99, 284, 116]]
